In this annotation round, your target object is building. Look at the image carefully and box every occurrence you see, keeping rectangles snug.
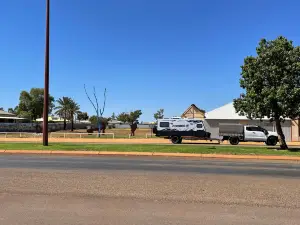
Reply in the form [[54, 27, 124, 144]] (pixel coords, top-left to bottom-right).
[[181, 104, 206, 120], [0, 109, 25, 123], [35, 116, 70, 123], [291, 120, 300, 142], [204, 102, 292, 141], [181, 103, 294, 142]]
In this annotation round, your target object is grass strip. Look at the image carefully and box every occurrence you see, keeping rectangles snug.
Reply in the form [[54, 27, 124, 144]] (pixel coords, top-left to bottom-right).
[[0, 142, 300, 156]]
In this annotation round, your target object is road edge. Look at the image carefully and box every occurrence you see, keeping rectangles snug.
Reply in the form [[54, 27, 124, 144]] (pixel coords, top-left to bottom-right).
[[0, 149, 300, 161]]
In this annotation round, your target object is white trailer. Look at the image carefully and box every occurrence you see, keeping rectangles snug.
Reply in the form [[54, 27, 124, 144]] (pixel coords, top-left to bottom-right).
[[153, 117, 213, 144]]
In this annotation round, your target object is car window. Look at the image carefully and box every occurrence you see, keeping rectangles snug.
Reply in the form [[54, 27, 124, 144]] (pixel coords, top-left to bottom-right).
[[250, 127, 264, 132], [246, 127, 253, 131]]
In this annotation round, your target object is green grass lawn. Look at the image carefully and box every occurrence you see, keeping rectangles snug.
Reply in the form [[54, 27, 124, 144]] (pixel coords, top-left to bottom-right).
[[0, 142, 300, 156]]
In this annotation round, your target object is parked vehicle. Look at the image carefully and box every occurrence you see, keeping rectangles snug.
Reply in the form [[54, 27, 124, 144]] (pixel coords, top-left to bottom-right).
[[153, 118, 278, 145], [219, 123, 278, 146], [153, 117, 212, 144]]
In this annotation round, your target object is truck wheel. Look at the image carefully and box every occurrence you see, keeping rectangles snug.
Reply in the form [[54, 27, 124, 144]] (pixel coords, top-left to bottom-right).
[[229, 137, 239, 145], [171, 136, 181, 144], [266, 136, 277, 146]]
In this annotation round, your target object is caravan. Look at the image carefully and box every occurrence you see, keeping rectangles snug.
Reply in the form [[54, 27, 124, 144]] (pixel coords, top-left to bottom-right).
[[153, 117, 211, 144]]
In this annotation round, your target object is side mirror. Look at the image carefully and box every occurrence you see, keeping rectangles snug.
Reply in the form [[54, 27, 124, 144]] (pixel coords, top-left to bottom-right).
[[264, 130, 269, 135]]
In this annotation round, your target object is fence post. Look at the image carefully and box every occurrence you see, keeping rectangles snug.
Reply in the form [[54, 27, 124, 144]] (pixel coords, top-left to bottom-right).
[[113, 133, 115, 139], [5, 133, 7, 138], [80, 134, 82, 138], [64, 133, 66, 138], [20, 133, 22, 138]]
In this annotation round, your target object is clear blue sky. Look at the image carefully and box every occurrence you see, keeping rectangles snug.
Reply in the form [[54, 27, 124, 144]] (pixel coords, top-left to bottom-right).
[[1, 0, 300, 121]]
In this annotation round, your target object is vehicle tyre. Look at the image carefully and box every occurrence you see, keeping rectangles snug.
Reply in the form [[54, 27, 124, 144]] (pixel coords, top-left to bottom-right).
[[171, 136, 181, 144], [229, 136, 239, 145], [266, 136, 277, 146], [152, 126, 157, 134]]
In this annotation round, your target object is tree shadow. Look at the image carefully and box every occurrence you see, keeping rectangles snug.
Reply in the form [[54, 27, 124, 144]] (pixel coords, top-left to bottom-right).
[[181, 142, 220, 145], [266, 147, 300, 152]]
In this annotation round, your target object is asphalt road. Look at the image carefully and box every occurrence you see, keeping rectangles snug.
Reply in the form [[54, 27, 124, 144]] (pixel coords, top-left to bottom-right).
[[1, 155, 300, 225], [1, 155, 300, 177]]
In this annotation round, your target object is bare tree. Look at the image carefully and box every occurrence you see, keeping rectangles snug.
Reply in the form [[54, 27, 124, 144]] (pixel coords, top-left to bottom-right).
[[84, 84, 107, 137]]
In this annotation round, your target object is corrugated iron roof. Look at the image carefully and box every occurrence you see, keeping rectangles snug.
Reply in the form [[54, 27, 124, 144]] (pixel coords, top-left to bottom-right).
[[0, 110, 15, 116], [205, 102, 290, 120]]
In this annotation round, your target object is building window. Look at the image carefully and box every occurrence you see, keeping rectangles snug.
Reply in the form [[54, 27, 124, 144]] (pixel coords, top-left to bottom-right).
[[160, 122, 169, 128]]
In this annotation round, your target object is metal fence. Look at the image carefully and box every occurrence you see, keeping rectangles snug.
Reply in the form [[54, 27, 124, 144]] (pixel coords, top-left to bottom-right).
[[50, 132, 115, 139], [0, 132, 43, 138], [0, 132, 115, 139]]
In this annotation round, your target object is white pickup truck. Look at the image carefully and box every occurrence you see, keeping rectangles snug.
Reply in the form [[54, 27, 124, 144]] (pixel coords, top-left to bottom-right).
[[219, 123, 279, 146]]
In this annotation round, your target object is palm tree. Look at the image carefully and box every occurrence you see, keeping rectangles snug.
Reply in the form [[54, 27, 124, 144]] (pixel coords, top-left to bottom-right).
[[68, 99, 80, 131], [55, 97, 72, 130]]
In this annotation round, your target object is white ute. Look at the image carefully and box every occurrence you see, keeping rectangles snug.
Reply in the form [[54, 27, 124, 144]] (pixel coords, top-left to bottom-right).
[[219, 123, 279, 146]]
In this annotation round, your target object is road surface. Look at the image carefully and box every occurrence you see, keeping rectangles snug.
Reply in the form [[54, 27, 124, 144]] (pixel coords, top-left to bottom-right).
[[1, 155, 300, 225]]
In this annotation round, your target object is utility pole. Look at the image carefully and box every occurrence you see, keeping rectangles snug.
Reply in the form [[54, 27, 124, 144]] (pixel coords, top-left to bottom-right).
[[43, 0, 50, 146]]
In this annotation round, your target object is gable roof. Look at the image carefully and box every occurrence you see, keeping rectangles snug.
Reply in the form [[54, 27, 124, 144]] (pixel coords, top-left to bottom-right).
[[0, 110, 15, 117], [205, 102, 290, 120], [181, 104, 205, 117], [205, 102, 247, 120]]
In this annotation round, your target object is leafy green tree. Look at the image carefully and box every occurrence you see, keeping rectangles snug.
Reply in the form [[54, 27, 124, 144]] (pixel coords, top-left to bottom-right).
[[89, 116, 110, 133], [7, 108, 15, 114], [117, 110, 142, 125], [16, 88, 55, 121], [55, 97, 72, 130], [89, 115, 98, 125], [116, 112, 129, 124], [111, 112, 116, 120], [117, 110, 142, 136], [18, 111, 31, 120], [233, 36, 300, 150], [154, 109, 164, 120], [77, 112, 89, 121]]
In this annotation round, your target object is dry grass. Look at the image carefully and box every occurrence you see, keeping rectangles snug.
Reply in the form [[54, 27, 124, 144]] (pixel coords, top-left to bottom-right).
[[54, 128, 155, 138], [0, 128, 156, 139]]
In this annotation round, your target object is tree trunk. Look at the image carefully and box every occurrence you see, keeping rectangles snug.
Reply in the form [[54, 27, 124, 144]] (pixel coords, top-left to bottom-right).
[[71, 119, 74, 131], [98, 119, 101, 138], [63, 111, 67, 130], [275, 117, 288, 150], [130, 123, 136, 136]]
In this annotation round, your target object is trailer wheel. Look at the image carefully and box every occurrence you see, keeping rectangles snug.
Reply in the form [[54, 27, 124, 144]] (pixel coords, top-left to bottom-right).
[[171, 136, 182, 144], [266, 136, 277, 146], [229, 137, 239, 145]]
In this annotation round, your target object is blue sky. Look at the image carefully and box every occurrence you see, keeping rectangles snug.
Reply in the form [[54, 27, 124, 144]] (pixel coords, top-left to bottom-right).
[[1, 0, 300, 121]]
